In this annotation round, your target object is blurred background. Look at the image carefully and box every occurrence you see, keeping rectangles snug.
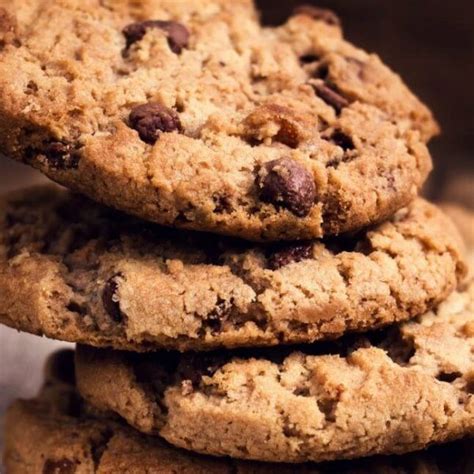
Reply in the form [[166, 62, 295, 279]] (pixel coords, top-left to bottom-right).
[[0, 0, 473, 452]]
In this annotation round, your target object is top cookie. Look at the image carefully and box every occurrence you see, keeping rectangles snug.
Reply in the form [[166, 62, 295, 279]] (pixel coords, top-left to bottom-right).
[[0, 0, 436, 241]]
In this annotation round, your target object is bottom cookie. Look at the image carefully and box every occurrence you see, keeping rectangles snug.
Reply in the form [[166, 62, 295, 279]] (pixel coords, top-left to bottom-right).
[[3, 350, 474, 474]]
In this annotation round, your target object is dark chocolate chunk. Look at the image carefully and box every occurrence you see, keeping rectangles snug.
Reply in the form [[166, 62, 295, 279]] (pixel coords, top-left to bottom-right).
[[129, 102, 181, 144], [267, 241, 313, 270], [102, 275, 123, 322], [312, 83, 349, 113], [123, 20, 189, 53], [258, 157, 316, 217]]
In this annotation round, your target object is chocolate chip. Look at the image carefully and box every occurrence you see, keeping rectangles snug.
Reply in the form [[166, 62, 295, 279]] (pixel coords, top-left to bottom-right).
[[123, 20, 189, 53], [43, 142, 80, 170], [102, 275, 122, 322], [292, 5, 341, 27], [267, 242, 313, 270], [42, 459, 77, 474], [129, 102, 181, 144], [258, 157, 316, 217], [436, 371, 462, 383], [330, 130, 354, 151], [312, 83, 349, 113]]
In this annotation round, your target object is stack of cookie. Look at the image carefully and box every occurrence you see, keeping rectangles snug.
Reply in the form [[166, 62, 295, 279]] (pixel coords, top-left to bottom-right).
[[1, 1, 472, 471]]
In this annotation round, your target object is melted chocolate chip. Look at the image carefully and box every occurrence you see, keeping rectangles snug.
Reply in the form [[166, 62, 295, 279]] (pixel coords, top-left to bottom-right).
[[42, 459, 77, 474], [258, 157, 316, 217], [123, 20, 189, 53], [267, 241, 314, 270], [129, 102, 181, 144], [102, 275, 122, 322], [436, 371, 462, 383], [43, 142, 80, 170], [312, 83, 349, 113], [292, 5, 341, 26]]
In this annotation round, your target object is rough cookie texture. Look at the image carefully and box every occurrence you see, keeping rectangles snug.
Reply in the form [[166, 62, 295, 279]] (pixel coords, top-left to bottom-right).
[[0, 0, 436, 241], [441, 203, 474, 274], [0, 186, 466, 351], [4, 350, 474, 473], [76, 282, 474, 462]]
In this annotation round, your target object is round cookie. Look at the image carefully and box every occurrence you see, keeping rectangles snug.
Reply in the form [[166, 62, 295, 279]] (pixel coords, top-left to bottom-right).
[[0, 186, 466, 351], [4, 351, 473, 473], [0, 0, 436, 241], [75, 282, 474, 463]]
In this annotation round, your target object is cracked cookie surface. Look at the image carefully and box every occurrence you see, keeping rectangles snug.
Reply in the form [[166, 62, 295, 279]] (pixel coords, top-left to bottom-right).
[[441, 203, 474, 275], [5, 350, 474, 473], [0, 0, 436, 241], [0, 186, 466, 351], [75, 282, 474, 462]]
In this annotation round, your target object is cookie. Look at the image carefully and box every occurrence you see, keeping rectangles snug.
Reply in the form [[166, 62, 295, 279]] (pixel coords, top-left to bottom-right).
[[0, 1, 436, 241], [0, 186, 466, 351], [75, 281, 474, 463], [441, 203, 474, 273], [4, 350, 473, 473]]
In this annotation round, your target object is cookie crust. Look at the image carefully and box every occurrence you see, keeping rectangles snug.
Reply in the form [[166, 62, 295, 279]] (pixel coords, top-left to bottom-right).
[[0, 0, 437, 241], [0, 186, 466, 351], [4, 350, 473, 473], [76, 283, 474, 462]]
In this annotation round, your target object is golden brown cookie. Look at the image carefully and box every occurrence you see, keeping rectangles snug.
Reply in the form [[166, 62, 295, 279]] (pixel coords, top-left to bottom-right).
[[0, 186, 466, 351], [441, 203, 474, 273], [75, 282, 474, 462], [4, 350, 473, 473], [0, 1, 437, 241]]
